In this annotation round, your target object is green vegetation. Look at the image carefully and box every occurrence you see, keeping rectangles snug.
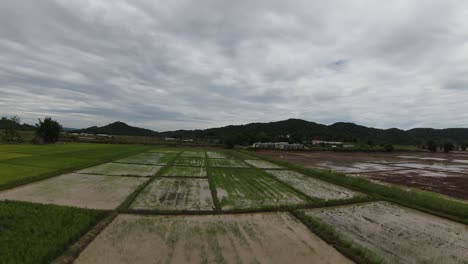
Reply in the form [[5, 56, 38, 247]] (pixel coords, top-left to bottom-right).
[[0, 143, 150, 190], [244, 150, 468, 223], [1, 116, 24, 143], [0, 201, 107, 264], [208, 158, 248, 168], [35, 117, 62, 144], [209, 168, 308, 210], [74, 121, 158, 137], [292, 210, 385, 264]]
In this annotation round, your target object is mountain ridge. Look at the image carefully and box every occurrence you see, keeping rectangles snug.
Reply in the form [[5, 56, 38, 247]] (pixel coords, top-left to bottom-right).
[[73, 119, 468, 145]]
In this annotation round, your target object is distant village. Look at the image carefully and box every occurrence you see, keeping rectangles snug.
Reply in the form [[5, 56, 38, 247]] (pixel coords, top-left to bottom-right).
[[250, 140, 355, 150]]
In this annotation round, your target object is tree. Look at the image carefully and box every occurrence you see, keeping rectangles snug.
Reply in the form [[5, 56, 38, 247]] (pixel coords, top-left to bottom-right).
[[383, 144, 394, 152], [1, 116, 23, 142], [461, 142, 468, 151], [443, 142, 454, 153], [426, 140, 437, 152], [35, 117, 62, 144]]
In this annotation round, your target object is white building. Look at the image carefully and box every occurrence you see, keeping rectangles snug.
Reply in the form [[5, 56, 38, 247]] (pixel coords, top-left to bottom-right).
[[251, 142, 307, 150]]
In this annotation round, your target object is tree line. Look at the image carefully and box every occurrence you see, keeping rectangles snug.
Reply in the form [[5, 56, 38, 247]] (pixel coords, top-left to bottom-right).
[[1, 116, 62, 144]]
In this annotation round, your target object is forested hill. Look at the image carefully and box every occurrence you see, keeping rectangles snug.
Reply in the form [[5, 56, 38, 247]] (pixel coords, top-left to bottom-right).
[[74, 119, 468, 145], [74, 121, 159, 137], [160, 119, 468, 145]]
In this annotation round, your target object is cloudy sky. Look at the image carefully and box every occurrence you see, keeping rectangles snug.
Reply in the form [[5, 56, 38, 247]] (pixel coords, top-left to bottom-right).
[[1, 1, 468, 131]]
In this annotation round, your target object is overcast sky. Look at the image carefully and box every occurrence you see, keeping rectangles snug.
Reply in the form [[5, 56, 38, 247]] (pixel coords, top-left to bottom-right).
[[1, 1, 468, 131]]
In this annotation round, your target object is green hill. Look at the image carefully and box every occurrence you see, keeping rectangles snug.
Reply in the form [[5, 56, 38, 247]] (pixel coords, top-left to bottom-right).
[[74, 121, 159, 137]]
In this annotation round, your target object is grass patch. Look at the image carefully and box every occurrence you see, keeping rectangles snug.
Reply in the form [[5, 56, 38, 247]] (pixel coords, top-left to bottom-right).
[[209, 168, 308, 210], [243, 150, 468, 223], [0, 200, 107, 264], [0, 143, 150, 190]]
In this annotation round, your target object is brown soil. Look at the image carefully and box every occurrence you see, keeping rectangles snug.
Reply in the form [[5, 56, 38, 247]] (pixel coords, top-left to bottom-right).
[[361, 172, 468, 200], [75, 213, 353, 264]]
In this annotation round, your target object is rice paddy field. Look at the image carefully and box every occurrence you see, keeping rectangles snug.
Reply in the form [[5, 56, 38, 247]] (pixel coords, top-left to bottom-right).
[[1, 144, 467, 263]]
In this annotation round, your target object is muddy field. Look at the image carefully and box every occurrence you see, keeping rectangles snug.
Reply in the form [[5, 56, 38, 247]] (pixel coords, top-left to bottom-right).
[[0, 173, 146, 209], [180, 151, 206, 158], [161, 166, 207, 177], [79, 163, 162, 177], [304, 202, 468, 263], [173, 158, 205, 167], [256, 150, 468, 200], [208, 159, 249, 168], [206, 151, 228, 159], [244, 159, 283, 169], [131, 178, 214, 211], [75, 213, 352, 264], [115, 152, 176, 165], [265, 170, 362, 200]]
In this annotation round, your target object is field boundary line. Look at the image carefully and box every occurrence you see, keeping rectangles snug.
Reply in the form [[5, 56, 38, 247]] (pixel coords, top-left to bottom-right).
[[121, 196, 376, 216], [51, 212, 118, 264], [116, 151, 182, 212], [206, 152, 222, 211]]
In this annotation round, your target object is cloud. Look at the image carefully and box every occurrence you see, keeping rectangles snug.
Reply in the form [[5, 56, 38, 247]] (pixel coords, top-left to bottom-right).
[[1, 0, 468, 131]]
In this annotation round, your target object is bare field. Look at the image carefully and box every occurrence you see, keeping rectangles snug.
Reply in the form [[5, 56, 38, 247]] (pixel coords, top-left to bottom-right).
[[265, 170, 362, 200], [304, 201, 468, 264], [115, 152, 176, 165], [210, 168, 307, 210], [244, 159, 283, 169], [173, 158, 204, 167], [209, 158, 248, 168], [79, 163, 162, 177], [162, 166, 207, 177], [130, 178, 214, 211], [0, 173, 146, 209], [255, 150, 468, 200], [75, 213, 352, 264]]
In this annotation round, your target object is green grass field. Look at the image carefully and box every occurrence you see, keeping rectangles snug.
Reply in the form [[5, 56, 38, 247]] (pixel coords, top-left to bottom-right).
[[209, 168, 308, 210], [0, 201, 106, 264], [0, 143, 150, 189]]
